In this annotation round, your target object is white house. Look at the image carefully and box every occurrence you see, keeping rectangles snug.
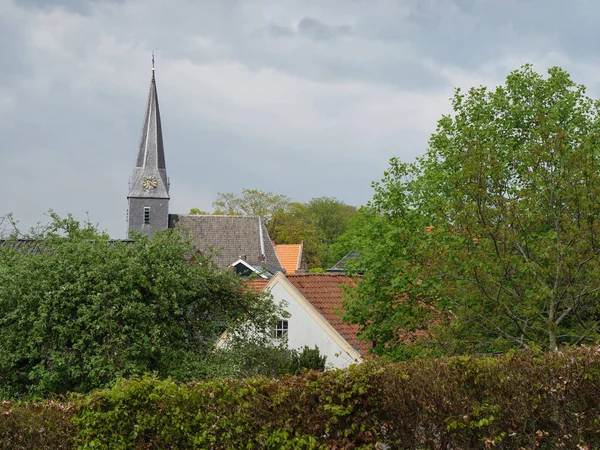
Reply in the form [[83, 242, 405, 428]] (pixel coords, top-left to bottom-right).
[[264, 272, 369, 369]]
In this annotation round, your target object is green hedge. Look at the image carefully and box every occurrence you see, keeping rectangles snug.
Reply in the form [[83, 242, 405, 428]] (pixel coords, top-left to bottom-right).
[[0, 400, 77, 449], [1, 346, 600, 449]]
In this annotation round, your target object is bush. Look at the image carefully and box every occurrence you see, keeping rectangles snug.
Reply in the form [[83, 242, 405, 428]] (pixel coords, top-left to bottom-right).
[[378, 347, 600, 448], [0, 400, 78, 449], [201, 342, 327, 379], [74, 366, 377, 449], [1, 346, 599, 449], [288, 346, 327, 375]]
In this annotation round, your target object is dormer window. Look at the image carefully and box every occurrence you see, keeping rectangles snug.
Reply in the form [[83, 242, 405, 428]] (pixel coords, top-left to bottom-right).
[[144, 207, 150, 224]]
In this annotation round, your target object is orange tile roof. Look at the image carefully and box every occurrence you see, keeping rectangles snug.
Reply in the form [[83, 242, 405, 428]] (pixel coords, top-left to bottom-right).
[[275, 244, 303, 274], [286, 273, 371, 356], [245, 278, 269, 293]]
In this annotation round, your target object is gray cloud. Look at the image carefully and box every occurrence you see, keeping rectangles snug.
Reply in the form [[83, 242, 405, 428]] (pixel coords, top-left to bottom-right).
[[2, 0, 600, 238], [14, 0, 124, 14], [266, 16, 353, 41]]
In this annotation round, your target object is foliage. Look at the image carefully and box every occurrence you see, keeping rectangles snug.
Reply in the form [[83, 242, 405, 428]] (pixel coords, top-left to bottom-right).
[[0, 399, 78, 449], [288, 346, 327, 374], [343, 65, 600, 358], [0, 213, 281, 399], [3, 346, 600, 449], [74, 364, 379, 449], [188, 207, 209, 215], [212, 188, 290, 223], [325, 206, 382, 270], [270, 197, 357, 269], [203, 340, 327, 379], [307, 197, 357, 252], [376, 345, 600, 449]]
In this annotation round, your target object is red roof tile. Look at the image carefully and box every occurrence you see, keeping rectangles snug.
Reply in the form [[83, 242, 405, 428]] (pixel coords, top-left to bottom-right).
[[275, 244, 303, 274], [286, 273, 371, 356], [245, 279, 269, 293]]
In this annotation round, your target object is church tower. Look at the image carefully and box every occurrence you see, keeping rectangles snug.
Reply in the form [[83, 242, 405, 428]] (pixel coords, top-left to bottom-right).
[[127, 59, 170, 238]]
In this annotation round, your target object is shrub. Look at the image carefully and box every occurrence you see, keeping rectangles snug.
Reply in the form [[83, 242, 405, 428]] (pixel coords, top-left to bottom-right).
[[288, 346, 327, 375], [1, 346, 599, 449], [202, 342, 327, 379], [0, 400, 78, 450], [74, 365, 379, 449]]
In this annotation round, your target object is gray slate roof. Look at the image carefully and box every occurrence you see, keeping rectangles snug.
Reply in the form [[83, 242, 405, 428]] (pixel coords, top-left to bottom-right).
[[0, 239, 37, 251], [168, 214, 283, 272], [127, 69, 169, 199], [0, 239, 134, 253]]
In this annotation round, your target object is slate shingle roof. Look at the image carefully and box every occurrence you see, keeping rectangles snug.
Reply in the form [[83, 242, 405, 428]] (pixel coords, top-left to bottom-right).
[[128, 71, 169, 199], [286, 273, 370, 356], [169, 214, 283, 272], [0, 239, 37, 250], [275, 243, 303, 274], [0, 239, 134, 252]]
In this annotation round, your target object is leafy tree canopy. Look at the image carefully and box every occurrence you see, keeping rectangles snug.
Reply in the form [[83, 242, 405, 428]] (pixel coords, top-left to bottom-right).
[[213, 188, 290, 222], [343, 65, 600, 359], [269, 197, 357, 269], [0, 213, 282, 398]]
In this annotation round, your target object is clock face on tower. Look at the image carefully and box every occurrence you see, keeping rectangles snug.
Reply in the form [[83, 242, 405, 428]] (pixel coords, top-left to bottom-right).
[[143, 175, 158, 190]]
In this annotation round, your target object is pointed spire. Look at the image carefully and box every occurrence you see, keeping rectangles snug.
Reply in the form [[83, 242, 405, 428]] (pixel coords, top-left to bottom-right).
[[127, 57, 169, 199]]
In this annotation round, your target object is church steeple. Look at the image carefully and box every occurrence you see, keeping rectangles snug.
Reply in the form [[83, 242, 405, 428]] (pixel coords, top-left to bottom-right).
[[127, 58, 170, 238]]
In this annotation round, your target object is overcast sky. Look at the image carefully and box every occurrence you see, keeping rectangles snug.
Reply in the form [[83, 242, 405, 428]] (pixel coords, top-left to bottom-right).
[[2, 0, 600, 238]]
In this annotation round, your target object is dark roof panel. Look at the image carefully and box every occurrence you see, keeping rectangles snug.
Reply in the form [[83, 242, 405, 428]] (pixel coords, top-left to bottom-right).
[[169, 214, 283, 272]]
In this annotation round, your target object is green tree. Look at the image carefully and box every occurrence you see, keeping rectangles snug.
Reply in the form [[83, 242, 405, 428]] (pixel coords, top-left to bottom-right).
[[269, 202, 316, 244], [189, 207, 210, 215], [0, 213, 282, 398], [269, 202, 324, 268], [325, 206, 380, 269], [308, 197, 357, 249], [212, 188, 290, 222], [343, 65, 600, 358], [271, 197, 357, 269]]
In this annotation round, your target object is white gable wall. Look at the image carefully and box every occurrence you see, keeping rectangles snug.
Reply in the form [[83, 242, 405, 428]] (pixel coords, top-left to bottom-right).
[[269, 280, 361, 369]]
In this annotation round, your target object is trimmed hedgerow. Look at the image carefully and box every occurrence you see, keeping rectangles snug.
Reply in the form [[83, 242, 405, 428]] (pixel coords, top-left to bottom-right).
[[73, 364, 380, 449], [0, 399, 78, 449], [378, 347, 600, 448], [1, 346, 599, 449]]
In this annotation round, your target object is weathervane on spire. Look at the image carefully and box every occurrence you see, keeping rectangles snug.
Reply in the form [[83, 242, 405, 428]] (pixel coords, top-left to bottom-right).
[[151, 51, 155, 80]]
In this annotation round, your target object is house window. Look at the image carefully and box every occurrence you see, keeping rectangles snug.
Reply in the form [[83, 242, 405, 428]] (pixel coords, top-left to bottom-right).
[[143, 207, 150, 224], [275, 320, 288, 338]]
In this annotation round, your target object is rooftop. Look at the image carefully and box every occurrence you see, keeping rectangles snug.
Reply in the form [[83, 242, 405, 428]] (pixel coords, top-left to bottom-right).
[[275, 243, 303, 274], [286, 273, 370, 356], [169, 214, 283, 272]]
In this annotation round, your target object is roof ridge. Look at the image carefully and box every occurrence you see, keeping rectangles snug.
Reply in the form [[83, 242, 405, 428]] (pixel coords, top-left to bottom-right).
[[287, 273, 351, 277], [179, 214, 261, 219]]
